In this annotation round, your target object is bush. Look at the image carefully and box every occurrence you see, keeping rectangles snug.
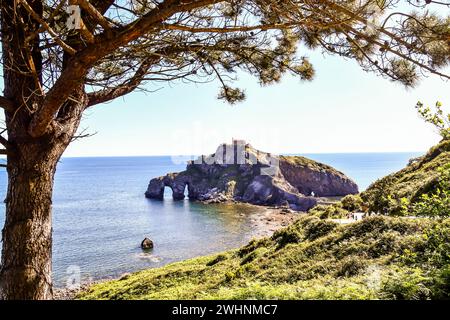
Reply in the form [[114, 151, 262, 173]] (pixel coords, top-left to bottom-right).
[[367, 231, 402, 258], [273, 228, 302, 248], [413, 191, 450, 218], [422, 221, 450, 267], [412, 165, 450, 218], [336, 257, 367, 277], [304, 219, 338, 241], [431, 266, 450, 299], [240, 247, 268, 265], [206, 253, 228, 266], [415, 101, 450, 140], [341, 194, 364, 212], [361, 140, 450, 215], [386, 196, 410, 216], [380, 267, 432, 300], [237, 238, 270, 257], [309, 204, 349, 219]]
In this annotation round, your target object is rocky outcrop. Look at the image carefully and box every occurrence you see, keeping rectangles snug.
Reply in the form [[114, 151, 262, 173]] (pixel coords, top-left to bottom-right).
[[145, 141, 358, 211], [280, 156, 359, 196], [141, 238, 154, 249]]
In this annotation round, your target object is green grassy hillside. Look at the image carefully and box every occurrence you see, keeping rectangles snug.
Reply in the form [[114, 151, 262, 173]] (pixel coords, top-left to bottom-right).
[[361, 139, 450, 214], [79, 215, 450, 300]]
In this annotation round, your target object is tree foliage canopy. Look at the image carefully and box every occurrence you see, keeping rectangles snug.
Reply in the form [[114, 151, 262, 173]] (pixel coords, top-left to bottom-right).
[[0, 0, 449, 138]]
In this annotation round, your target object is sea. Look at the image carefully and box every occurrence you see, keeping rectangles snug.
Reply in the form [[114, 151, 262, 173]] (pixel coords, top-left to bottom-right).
[[0, 152, 421, 287]]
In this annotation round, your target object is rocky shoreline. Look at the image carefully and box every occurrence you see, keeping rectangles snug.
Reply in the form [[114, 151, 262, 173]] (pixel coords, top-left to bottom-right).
[[245, 205, 301, 238]]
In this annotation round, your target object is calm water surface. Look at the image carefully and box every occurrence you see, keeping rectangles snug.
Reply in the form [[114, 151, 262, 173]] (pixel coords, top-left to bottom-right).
[[0, 152, 420, 287]]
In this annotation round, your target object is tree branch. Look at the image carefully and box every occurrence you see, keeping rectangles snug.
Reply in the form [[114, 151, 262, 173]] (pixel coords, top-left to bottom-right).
[[161, 22, 314, 33], [86, 56, 159, 107], [0, 96, 15, 113], [28, 0, 219, 138], [18, 0, 76, 55], [78, 0, 114, 31], [0, 135, 10, 149]]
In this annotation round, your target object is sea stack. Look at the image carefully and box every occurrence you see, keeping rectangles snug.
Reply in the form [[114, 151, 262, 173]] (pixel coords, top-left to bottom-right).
[[145, 140, 358, 211]]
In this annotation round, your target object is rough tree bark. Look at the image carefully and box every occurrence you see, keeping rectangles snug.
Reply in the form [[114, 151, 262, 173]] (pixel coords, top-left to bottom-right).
[[1, 140, 65, 299], [0, 97, 86, 299], [0, 94, 86, 300]]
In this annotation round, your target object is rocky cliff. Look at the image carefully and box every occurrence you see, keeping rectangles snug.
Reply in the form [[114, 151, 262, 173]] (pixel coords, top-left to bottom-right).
[[145, 142, 358, 211]]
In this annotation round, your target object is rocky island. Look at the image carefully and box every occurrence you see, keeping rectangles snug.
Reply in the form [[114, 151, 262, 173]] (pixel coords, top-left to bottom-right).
[[145, 140, 358, 211]]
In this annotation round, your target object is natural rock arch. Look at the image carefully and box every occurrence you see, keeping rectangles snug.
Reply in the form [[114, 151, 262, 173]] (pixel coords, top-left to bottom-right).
[[145, 174, 190, 201]]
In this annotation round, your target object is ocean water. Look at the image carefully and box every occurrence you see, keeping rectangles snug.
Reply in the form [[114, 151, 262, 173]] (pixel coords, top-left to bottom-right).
[[0, 152, 420, 287]]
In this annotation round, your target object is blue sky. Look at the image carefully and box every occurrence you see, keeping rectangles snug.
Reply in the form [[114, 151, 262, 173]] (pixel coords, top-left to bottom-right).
[[63, 48, 449, 157]]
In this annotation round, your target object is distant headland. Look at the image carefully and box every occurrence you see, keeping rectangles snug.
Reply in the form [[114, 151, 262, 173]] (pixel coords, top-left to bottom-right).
[[145, 140, 358, 211]]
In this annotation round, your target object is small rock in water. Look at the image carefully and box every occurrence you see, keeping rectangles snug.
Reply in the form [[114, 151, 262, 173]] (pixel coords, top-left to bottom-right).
[[141, 237, 154, 249]]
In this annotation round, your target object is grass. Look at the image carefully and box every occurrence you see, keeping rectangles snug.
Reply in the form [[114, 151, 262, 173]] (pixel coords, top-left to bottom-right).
[[362, 139, 450, 213], [78, 215, 450, 300]]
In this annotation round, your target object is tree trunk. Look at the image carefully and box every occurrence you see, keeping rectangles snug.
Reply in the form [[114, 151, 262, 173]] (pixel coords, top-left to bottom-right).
[[0, 2, 86, 299], [0, 141, 64, 299], [0, 92, 85, 300]]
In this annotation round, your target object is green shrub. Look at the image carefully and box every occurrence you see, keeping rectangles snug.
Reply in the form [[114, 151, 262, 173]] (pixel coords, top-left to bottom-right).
[[431, 266, 450, 299], [367, 231, 402, 258], [309, 204, 349, 219], [341, 194, 364, 212], [304, 219, 338, 241], [361, 140, 450, 215], [421, 221, 450, 267], [413, 191, 450, 218], [336, 257, 367, 277], [224, 271, 235, 282], [386, 196, 410, 216], [240, 247, 268, 265], [237, 238, 271, 257], [206, 253, 228, 266], [412, 165, 450, 218], [415, 101, 450, 140], [380, 267, 432, 300], [273, 227, 302, 248]]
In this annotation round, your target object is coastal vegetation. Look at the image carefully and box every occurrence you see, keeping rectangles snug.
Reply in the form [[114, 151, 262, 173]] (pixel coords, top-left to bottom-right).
[[362, 103, 450, 217], [310, 139, 450, 219], [79, 215, 450, 300], [312, 103, 450, 220], [280, 155, 343, 175]]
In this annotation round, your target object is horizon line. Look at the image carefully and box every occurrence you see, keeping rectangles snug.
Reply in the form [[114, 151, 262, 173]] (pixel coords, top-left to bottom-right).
[[59, 150, 426, 159]]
